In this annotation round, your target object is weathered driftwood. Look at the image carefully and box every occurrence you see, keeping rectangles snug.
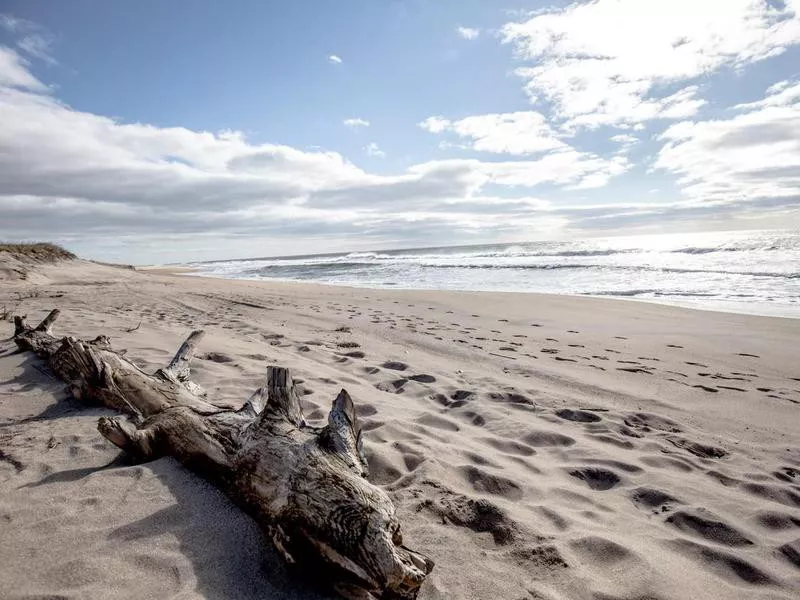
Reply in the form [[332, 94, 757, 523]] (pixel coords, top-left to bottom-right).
[[13, 310, 433, 600]]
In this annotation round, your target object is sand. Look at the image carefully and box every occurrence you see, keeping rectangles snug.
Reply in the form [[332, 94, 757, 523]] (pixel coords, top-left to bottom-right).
[[1, 259, 799, 600]]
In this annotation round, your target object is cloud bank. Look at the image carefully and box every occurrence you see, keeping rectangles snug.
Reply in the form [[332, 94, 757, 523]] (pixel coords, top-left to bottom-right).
[[1, 0, 800, 263]]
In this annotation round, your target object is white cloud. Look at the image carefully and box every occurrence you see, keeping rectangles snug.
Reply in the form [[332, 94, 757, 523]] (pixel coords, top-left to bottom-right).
[[422, 111, 567, 155], [418, 110, 630, 186], [0, 47, 46, 90], [1, 14, 57, 65], [0, 14, 28, 32], [655, 81, 800, 203], [2, 54, 635, 261], [733, 79, 800, 110], [2, 20, 797, 262], [344, 117, 370, 128], [418, 116, 450, 133], [18, 34, 57, 65], [328, 54, 342, 64], [365, 142, 385, 157], [456, 26, 480, 40], [487, 151, 630, 190], [502, 0, 800, 129]]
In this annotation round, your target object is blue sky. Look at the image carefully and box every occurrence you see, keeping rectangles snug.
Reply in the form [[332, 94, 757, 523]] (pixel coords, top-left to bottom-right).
[[1, 0, 799, 263]]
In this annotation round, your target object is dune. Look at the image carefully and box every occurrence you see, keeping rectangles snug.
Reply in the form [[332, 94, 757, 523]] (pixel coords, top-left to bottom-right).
[[1, 257, 799, 599]]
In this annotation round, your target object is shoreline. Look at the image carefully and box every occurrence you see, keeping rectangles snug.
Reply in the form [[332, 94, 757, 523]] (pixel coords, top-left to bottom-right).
[[163, 265, 800, 321]]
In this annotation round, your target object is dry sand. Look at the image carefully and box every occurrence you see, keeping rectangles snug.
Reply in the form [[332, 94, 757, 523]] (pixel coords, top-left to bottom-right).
[[1, 259, 799, 599]]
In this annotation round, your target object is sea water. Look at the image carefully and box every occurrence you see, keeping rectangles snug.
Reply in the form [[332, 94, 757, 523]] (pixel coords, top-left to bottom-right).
[[183, 229, 800, 318]]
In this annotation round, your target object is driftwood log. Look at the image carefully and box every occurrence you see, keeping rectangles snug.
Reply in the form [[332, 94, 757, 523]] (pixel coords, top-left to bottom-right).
[[13, 310, 433, 599]]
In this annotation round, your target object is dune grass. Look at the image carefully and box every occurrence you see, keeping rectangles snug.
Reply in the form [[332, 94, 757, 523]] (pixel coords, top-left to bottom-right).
[[0, 243, 76, 262]]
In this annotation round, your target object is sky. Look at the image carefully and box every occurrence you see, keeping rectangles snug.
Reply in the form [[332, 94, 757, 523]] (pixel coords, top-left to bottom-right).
[[1, 0, 799, 264]]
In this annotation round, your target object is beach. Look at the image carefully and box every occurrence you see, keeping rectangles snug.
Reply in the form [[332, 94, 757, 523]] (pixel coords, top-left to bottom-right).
[[1, 258, 799, 599]]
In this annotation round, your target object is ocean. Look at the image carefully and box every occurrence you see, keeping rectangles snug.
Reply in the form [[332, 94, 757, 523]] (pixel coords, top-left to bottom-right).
[[183, 229, 800, 318]]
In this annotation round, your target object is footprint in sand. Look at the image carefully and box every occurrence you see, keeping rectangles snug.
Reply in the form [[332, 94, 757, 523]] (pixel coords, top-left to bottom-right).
[[569, 537, 636, 567], [630, 487, 683, 513], [666, 510, 753, 546], [355, 404, 378, 417], [568, 468, 621, 490], [381, 361, 408, 371], [556, 409, 602, 423], [337, 341, 360, 349], [521, 430, 576, 447], [623, 413, 682, 433], [751, 510, 800, 530], [693, 384, 719, 393], [462, 411, 486, 427], [459, 465, 523, 500], [200, 352, 235, 363], [668, 438, 728, 459], [374, 379, 408, 394], [409, 374, 436, 383]]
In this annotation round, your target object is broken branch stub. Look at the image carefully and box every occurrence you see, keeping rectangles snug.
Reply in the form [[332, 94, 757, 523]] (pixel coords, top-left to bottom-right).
[[13, 310, 432, 599]]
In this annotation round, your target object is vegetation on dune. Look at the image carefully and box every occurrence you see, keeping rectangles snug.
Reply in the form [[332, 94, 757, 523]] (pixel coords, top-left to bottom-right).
[[0, 243, 76, 262]]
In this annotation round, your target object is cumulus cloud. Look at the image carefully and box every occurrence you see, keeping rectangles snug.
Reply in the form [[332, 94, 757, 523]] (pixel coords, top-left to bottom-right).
[[419, 111, 567, 155], [418, 116, 450, 134], [328, 54, 342, 64], [344, 117, 370, 128], [456, 26, 480, 40], [501, 0, 800, 129], [417, 110, 630, 188], [655, 80, 800, 203], [0, 47, 45, 89]]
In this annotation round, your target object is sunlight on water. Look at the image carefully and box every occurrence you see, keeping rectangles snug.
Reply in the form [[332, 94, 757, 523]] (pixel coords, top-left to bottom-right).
[[184, 230, 800, 318]]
